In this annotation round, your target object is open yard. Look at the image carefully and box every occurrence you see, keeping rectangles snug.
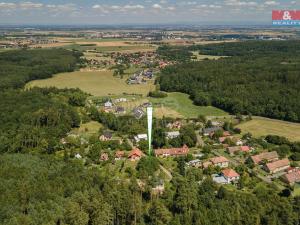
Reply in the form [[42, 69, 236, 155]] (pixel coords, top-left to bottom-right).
[[71, 121, 103, 136], [150, 92, 228, 118], [237, 117, 300, 142], [26, 70, 155, 97]]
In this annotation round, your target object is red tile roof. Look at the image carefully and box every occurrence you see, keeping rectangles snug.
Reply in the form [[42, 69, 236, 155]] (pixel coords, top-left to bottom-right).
[[115, 151, 125, 158], [155, 145, 189, 156], [222, 168, 240, 178], [282, 168, 300, 184], [251, 151, 279, 164], [211, 156, 229, 164], [266, 158, 290, 173], [240, 146, 250, 152], [128, 148, 143, 158]]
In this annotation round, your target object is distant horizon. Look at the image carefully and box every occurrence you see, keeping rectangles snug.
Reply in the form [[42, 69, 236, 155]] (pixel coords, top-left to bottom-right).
[[0, 0, 299, 26]]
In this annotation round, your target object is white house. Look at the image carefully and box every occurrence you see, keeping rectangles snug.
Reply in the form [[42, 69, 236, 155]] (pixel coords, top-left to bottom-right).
[[75, 153, 82, 159], [134, 134, 148, 143], [104, 101, 113, 108], [166, 131, 180, 139], [222, 169, 240, 183]]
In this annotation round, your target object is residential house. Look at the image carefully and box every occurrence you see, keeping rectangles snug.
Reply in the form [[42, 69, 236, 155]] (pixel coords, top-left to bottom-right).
[[115, 151, 125, 160], [210, 156, 230, 168], [282, 168, 300, 186], [75, 153, 82, 159], [115, 106, 126, 115], [142, 102, 152, 108], [99, 131, 113, 141], [186, 159, 202, 168], [212, 174, 228, 184], [202, 127, 222, 136], [166, 131, 180, 139], [222, 168, 240, 183], [128, 148, 144, 161], [134, 134, 148, 143], [166, 121, 182, 130], [264, 158, 290, 174], [219, 136, 234, 144], [114, 98, 127, 103], [202, 161, 213, 169], [250, 151, 279, 165], [104, 100, 113, 108], [133, 107, 145, 119], [236, 139, 244, 146], [227, 146, 251, 155], [100, 153, 109, 161], [154, 145, 189, 157]]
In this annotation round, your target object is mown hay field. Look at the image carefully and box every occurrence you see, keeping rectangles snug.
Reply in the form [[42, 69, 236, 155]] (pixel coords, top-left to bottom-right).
[[26, 70, 155, 97], [237, 116, 300, 142]]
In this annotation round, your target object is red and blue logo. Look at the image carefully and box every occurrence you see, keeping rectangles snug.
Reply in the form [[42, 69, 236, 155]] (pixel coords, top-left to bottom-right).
[[272, 10, 300, 26]]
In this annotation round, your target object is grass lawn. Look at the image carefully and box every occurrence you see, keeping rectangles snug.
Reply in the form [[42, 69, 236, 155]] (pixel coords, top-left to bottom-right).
[[26, 70, 155, 97], [71, 121, 103, 135], [150, 92, 228, 118], [236, 116, 300, 142], [293, 183, 300, 197]]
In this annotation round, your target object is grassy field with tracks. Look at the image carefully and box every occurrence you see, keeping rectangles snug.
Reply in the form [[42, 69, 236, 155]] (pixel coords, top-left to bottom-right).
[[26, 70, 155, 97], [237, 117, 300, 141]]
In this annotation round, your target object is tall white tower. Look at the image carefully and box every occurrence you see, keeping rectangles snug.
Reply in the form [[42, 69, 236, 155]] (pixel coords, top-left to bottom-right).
[[147, 107, 153, 156]]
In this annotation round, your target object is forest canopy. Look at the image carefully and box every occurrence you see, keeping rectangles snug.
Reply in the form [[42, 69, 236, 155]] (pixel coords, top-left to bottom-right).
[[0, 49, 86, 154], [158, 41, 300, 122]]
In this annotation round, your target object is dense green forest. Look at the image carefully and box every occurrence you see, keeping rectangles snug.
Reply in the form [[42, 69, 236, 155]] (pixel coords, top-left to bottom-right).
[[0, 48, 83, 89], [1, 154, 299, 225], [0, 49, 87, 154], [158, 41, 300, 122]]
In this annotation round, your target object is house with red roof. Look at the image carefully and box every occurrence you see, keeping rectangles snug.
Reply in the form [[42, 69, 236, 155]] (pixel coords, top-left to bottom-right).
[[128, 148, 144, 161], [250, 151, 279, 165], [222, 168, 240, 183], [264, 158, 290, 174], [282, 168, 300, 186], [154, 145, 189, 157], [210, 156, 229, 168], [227, 146, 251, 155], [115, 151, 125, 160], [100, 153, 109, 161]]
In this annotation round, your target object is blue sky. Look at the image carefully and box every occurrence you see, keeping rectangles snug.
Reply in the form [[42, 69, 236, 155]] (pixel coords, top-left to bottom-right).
[[0, 0, 299, 25]]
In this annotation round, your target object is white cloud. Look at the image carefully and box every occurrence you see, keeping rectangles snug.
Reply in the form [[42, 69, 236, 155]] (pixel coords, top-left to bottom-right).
[[225, 0, 258, 6], [166, 6, 176, 11], [152, 3, 162, 9], [264, 1, 279, 6], [123, 5, 145, 10], [19, 2, 43, 9], [0, 2, 16, 9]]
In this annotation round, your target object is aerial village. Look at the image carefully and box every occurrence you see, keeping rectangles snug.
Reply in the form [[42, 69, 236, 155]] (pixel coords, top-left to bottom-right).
[[61, 106, 300, 195]]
